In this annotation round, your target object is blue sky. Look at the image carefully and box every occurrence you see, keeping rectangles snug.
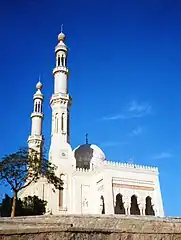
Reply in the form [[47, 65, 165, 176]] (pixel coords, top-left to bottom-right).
[[0, 0, 181, 216]]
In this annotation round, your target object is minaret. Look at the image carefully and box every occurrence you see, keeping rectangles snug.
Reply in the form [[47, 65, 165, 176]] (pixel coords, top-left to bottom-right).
[[49, 31, 75, 171], [28, 81, 44, 153]]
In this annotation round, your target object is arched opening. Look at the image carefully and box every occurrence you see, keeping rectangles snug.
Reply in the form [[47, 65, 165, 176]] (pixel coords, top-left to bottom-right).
[[61, 55, 64, 66], [38, 102, 41, 112], [114, 193, 125, 214], [55, 113, 59, 133], [59, 174, 64, 209], [58, 56, 61, 66], [61, 113, 64, 131], [145, 196, 155, 216], [35, 102, 38, 112], [100, 196, 105, 214], [130, 195, 140, 215]]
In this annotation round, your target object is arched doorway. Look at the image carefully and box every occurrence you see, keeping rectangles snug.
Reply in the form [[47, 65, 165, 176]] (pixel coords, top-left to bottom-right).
[[114, 193, 125, 214], [100, 196, 105, 214], [145, 196, 155, 216], [130, 195, 140, 215]]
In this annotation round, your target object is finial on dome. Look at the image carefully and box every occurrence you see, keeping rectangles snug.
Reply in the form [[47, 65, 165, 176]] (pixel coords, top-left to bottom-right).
[[85, 133, 88, 144], [58, 24, 66, 41], [36, 78, 42, 90], [61, 24, 63, 32]]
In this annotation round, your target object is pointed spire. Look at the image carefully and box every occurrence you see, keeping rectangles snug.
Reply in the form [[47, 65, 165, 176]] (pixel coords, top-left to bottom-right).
[[61, 24, 63, 33], [85, 133, 88, 144]]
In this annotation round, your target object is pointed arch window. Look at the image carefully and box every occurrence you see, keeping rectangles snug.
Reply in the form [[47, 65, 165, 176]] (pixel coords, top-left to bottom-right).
[[38, 102, 41, 112], [55, 113, 59, 133], [130, 195, 140, 215], [100, 196, 105, 214], [58, 56, 61, 66], [61, 55, 64, 66], [59, 174, 65, 209], [114, 193, 125, 214], [35, 102, 38, 112], [61, 113, 65, 131], [145, 196, 155, 216]]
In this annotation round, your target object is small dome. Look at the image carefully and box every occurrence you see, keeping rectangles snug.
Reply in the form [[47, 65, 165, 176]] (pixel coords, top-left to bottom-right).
[[36, 81, 42, 90], [73, 144, 106, 169], [58, 32, 66, 41]]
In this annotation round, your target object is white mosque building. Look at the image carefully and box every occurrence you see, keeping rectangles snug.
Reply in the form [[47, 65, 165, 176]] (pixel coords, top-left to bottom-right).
[[19, 31, 164, 217]]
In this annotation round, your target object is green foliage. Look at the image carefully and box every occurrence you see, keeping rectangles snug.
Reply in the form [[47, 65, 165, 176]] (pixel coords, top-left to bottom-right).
[[0, 147, 62, 192], [0, 147, 62, 216], [21, 195, 47, 216], [0, 194, 47, 217], [0, 194, 22, 217]]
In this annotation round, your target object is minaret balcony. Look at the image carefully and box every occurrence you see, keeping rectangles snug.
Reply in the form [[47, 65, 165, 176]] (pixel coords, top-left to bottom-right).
[[50, 93, 72, 105], [53, 66, 69, 75], [31, 112, 44, 118]]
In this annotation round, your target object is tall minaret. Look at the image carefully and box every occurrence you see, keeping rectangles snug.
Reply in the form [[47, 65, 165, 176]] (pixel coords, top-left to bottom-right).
[[28, 81, 44, 153], [49, 31, 75, 171]]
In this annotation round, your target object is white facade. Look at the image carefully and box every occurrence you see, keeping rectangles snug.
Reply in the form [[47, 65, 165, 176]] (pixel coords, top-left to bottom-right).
[[19, 31, 164, 217]]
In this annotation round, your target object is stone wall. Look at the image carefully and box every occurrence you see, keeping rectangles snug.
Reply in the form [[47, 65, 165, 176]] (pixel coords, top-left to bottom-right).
[[1, 215, 181, 239]]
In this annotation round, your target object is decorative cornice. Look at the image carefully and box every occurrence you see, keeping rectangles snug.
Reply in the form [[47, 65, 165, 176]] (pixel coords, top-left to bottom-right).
[[112, 183, 154, 191]]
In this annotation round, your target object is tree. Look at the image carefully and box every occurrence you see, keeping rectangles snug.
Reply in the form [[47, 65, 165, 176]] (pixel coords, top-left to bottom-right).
[[0, 194, 47, 217], [21, 195, 47, 216], [0, 194, 22, 217], [0, 147, 62, 217]]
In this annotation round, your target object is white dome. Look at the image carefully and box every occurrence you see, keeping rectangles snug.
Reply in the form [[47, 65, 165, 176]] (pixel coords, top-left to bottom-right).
[[36, 81, 42, 90], [58, 32, 66, 41], [73, 144, 106, 169]]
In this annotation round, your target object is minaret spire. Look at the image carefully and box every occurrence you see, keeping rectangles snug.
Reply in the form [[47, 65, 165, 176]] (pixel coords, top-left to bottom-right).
[[28, 80, 44, 153], [85, 133, 88, 144], [61, 24, 63, 33]]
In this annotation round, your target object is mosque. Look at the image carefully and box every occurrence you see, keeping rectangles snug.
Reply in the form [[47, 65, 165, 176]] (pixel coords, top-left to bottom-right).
[[19, 31, 164, 216]]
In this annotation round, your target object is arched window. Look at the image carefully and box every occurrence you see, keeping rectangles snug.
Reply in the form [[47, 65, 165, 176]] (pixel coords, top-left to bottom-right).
[[100, 196, 105, 214], [38, 102, 41, 112], [61, 55, 64, 66], [58, 56, 61, 66], [35, 102, 38, 112], [55, 113, 59, 133], [40, 104, 42, 113], [114, 193, 125, 214], [59, 174, 65, 209], [61, 113, 64, 131], [145, 196, 155, 216], [130, 195, 140, 215]]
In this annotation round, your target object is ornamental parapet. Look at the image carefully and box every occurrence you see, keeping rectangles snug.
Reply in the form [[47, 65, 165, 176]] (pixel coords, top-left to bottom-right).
[[104, 160, 158, 173]]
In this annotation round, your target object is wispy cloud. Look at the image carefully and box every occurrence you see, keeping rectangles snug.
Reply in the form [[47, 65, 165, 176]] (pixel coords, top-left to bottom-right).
[[128, 100, 152, 116], [101, 115, 128, 121], [130, 126, 143, 136], [152, 152, 173, 160], [101, 141, 127, 148], [100, 100, 152, 121]]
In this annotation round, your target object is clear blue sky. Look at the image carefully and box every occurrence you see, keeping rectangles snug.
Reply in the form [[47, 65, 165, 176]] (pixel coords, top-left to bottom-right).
[[0, 0, 181, 216]]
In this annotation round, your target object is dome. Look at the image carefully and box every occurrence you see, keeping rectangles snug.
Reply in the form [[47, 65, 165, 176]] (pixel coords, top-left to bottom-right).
[[73, 144, 106, 169], [36, 81, 42, 90], [58, 32, 66, 41]]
